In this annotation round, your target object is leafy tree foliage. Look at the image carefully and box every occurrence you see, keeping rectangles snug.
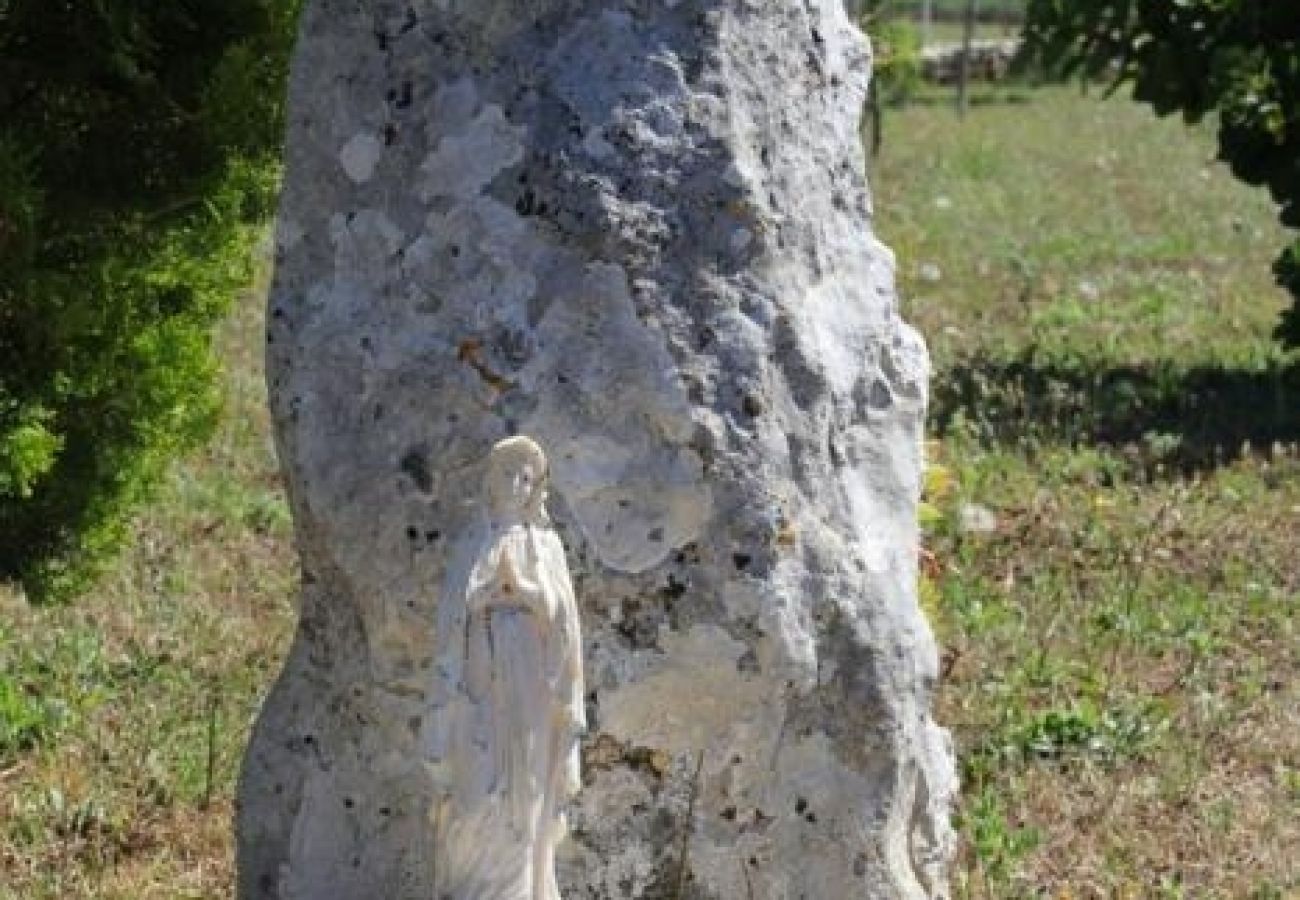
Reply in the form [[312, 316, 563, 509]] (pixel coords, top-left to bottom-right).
[[1020, 0, 1300, 348], [0, 0, 300, 600]]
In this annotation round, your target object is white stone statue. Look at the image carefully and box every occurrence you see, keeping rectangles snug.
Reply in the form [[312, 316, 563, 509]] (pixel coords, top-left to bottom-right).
[[426, 436, 585, 900]]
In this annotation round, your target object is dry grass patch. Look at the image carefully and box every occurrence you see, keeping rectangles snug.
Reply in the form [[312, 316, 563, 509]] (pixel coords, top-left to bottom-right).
[[0, 280, 295, 900], [880, 86, 1300, 897]]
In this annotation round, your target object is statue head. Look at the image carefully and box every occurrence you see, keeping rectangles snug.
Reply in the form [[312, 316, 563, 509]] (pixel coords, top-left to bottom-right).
[[484, 435, 548, 520]]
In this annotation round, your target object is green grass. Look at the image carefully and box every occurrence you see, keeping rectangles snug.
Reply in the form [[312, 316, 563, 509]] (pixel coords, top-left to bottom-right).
[[1, 85, 1297, 897], [0, 265, 296, 899], [875, 85, 1299, 897]]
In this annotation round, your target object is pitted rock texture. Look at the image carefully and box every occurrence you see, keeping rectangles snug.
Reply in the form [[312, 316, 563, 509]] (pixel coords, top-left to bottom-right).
[[237, 1, 956, 898]]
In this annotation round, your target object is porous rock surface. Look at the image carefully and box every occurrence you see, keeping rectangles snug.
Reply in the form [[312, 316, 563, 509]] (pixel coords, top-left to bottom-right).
[[237, 1, 956, 897]]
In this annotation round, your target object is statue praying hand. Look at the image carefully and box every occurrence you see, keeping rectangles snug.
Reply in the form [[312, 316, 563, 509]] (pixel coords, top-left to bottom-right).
[[426, 436, 585, 900]]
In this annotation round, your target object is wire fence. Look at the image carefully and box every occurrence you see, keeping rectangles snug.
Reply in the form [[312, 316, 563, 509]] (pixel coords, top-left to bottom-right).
[[863, 0, 1027, 47], [875, 0, 1026, 20], [856, 0, 1029, 152]]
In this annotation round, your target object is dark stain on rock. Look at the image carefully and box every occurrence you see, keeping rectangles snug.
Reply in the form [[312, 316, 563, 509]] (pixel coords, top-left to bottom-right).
[[400, 447, 432, 493]]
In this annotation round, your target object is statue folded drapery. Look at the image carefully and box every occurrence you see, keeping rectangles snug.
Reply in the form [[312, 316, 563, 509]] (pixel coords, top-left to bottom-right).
[[427, 436, 585, 900]]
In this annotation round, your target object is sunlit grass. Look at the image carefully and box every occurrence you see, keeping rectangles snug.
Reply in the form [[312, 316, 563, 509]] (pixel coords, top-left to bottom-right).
[[877, 85, 1299, 897]]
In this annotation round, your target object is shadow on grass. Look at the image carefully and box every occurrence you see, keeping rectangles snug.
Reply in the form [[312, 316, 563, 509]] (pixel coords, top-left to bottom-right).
[[931, 349, 1300, 475]]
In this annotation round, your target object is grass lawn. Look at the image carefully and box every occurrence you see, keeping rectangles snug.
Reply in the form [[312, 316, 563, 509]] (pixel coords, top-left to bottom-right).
[[2, 84, 1297, 898], [873, 84, 1299, 898], [0, 269, 297, 899]]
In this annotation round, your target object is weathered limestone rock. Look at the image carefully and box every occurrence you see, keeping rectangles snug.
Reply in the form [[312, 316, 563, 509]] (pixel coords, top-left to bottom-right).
[[238, 1, 956, 898]]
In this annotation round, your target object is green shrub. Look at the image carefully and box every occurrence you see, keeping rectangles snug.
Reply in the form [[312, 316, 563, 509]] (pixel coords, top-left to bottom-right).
[[1020, 0, 1300, 349], [0, 1, 300, 601], [873, 19, 925, 105], [859, 5, 926, 155]]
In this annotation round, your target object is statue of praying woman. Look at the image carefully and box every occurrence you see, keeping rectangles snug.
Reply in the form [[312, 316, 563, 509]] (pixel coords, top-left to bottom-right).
[[426, 436, 585, 900]]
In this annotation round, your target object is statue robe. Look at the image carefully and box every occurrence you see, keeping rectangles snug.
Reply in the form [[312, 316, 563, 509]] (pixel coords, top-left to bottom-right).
[[428, 516, 584, 900]]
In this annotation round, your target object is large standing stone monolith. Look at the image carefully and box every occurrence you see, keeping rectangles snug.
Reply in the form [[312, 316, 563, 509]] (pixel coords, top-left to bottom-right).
[[238, 2, 956, 897]]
